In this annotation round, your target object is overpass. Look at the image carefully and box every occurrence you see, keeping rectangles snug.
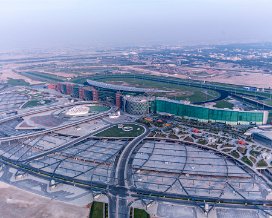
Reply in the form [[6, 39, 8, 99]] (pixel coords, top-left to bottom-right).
[[0, 105, 115, 142], [109, 124, 150, 218], [0, 101, 94, 125], [0, 99, 271, 216], [0, 130, 271, 217]]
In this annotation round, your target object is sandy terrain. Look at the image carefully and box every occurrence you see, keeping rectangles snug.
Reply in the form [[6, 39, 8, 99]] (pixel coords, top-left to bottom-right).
[[0, 182, 89, 218], [1, 59, 271, 88], [123, 66, 272, 88], [202, 71, 272, 88], [39, 70, 76, 78], [121, 66, 188, 79], [0, 64, 40, 84]]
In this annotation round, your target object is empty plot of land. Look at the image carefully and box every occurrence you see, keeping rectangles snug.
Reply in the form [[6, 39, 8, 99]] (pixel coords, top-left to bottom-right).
[[216, 208, 262, 218], [157, 203, 197, 218], [0, 182, 89, 218]]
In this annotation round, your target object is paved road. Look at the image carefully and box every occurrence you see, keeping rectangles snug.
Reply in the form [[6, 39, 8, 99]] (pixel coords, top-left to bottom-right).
[[18, 123, 115, 162], [1, 112, 271, 216], [231, 93, 272, 110], [116, 125, 149, 188], [108, 124, 150, 218], [0, 106, 115, 142], [0, 132, 271, 216], [0, 101, 96, 125]]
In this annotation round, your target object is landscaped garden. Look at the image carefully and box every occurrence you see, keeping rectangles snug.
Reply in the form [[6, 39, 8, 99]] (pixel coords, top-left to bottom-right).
[[95, 124, 145, 138], [22, 99, 52, 108]]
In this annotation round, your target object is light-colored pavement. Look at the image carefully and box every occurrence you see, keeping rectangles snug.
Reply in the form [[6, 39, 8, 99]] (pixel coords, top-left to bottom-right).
[[0, 182, 89, 218]]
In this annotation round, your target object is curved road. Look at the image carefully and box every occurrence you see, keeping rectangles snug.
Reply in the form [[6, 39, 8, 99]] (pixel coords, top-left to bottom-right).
[[0, 126, 271, 216], [108, 124, 150, 218], [0, 101, 94, 125], [0, 106, 115, 142]]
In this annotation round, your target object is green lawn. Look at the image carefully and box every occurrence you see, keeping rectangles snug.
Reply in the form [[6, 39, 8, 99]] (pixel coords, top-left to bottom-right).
[[77, 73, 272, 99], [89, 105, 110, 113], [89, 202, 104, 218], [214, 100, 234, 109], [230, 150, 240, 158], [134, 208, 150, 218], [241, 156, 253, 167], [97, 77, 220, 103], [20, 72, 65, 82], [265, 99, 272, 106], [72, 75, 220, 103], [7, 78, 30, 86], [256, 159, 268, 167], [249, 150, 261, 158], [95, 124, 145, 138], [22, 99, 52, 108]]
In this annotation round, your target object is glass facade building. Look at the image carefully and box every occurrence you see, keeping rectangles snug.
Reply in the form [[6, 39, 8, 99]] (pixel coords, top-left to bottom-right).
[[54, 81, 269, 125], [156, 98, 268, 125], [72, 86, 79, 98]]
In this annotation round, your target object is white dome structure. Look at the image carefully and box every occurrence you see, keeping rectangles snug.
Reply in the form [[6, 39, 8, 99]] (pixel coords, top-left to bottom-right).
[[66, 105, 89, 116]]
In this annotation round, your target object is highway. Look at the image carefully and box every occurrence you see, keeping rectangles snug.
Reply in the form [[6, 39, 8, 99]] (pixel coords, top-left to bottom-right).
[[116, 125, 149, 188], [0, 101, 94, 125], [108, 124, 150, 218], [230, 93, 272, 110], [0, 95, 271, 217], [17, 123, 115, 162], [0, 131, 271, 217]]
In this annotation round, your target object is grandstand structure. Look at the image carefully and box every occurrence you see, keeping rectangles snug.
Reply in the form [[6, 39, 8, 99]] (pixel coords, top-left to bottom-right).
[[86, 79, 167, 108], [156, 98, 269, 125], [0, 83, 272, 217], [51, 75, 270, 125], [55, 82, 93, 101], [86, 79, 168, 93]]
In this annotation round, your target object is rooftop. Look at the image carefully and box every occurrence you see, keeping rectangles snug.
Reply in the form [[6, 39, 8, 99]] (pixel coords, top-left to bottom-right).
[[87, 79, 169, 93], [254, 130, 272, 140]]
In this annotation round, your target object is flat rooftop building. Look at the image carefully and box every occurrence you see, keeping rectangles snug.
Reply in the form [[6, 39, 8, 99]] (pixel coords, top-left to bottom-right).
[[86, 79, 168, 93]]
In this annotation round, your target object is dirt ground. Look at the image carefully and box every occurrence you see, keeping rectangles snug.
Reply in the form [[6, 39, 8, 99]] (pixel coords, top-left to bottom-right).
[[1, 62, 271, 88], [0, 182, 89, 218], [202, 71, 272, 88], [0, 64, 40, 84], [123, 66, 272, 88]]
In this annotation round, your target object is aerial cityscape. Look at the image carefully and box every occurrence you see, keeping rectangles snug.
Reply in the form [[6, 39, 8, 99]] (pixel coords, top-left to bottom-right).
[[0, 0, 272, 218]]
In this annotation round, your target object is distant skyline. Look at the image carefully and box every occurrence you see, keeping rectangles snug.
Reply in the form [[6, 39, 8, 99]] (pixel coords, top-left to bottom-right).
[[0, 0, 272, 50]]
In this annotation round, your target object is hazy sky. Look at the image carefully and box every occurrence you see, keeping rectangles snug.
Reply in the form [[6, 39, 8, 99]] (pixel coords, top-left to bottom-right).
[[0, 0, 272, 50]]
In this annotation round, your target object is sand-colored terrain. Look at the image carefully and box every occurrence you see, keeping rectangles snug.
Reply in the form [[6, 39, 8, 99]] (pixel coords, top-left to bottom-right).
[[0, 182, 89, 218], [202, 71, 272, 88], [0, 64, 40, 84], [1, 56, 271, 88], [123, 66, 272, 88]]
